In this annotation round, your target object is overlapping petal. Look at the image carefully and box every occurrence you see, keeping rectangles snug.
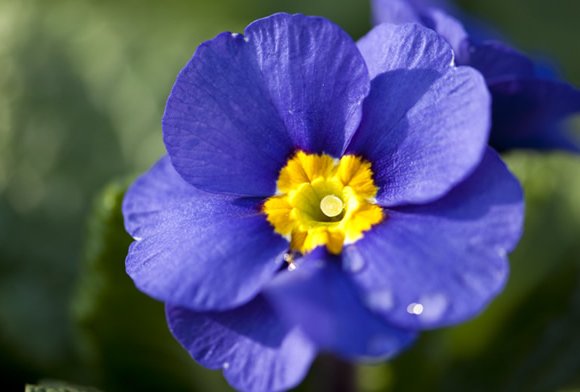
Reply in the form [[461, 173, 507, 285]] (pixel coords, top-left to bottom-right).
[[425, 8, 469, 59], [490, 78, 580, 152], [343, 149, 524, 329], [123, 157, 288, 310], [371, 0, 422, 26], [370, 0, 467, 58], [163, 13, 370, 197], [370, 0, 580, 154], [167, 296, 315, 392], [357, 23, 454, 79], [349, 44, 490, 206], [266, 249, 416, 360], [466, 41, 535, 83]]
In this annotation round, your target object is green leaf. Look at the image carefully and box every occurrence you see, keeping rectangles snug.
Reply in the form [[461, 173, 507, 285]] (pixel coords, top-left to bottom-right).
[[71, 181, 230, 392]]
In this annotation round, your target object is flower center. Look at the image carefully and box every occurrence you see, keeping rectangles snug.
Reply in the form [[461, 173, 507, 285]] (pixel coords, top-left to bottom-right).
[[263, 151, 384, 255]]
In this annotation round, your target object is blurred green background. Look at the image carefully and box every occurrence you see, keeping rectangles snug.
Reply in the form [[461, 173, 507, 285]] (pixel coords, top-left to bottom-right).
[[0, 0, 579, 391]]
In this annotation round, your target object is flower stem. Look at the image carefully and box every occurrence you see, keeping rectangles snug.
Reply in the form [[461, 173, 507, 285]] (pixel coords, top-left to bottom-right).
[[316, 354, 357, 392]]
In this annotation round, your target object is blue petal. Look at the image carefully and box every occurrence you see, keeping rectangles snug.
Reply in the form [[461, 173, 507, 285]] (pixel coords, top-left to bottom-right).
[[348, 53, 490, 206], [163, 13, 370, 197], [265, 249, 416, 360], [123, 157, 288, 310], [489, 78, 580, 153], [424, 8, 469, 61], [370, 0, 468, 60], [246, 13, 370, 156], [357, 23, 454, 80], [162, 31, 292, 198], [344, 149, 524, 329], [167, 296, 316, 392], [466, 41, 535, 83], [371, 0, 422, 26]]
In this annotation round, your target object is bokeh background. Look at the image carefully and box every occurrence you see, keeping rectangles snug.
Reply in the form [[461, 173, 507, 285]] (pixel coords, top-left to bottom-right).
[[1, 0, 579, 391]]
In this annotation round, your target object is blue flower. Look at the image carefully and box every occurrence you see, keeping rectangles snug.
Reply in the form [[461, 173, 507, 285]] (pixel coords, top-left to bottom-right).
[[372, 0, 580, 153], [123, 13, 524, 392]]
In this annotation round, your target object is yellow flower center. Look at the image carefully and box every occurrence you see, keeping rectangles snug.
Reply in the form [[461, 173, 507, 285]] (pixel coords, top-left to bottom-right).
[[263, 151, 384, 255]]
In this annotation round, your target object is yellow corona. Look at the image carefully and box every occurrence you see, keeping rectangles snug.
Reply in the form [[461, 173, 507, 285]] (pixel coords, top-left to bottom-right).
[[263, 151, 384, 255]]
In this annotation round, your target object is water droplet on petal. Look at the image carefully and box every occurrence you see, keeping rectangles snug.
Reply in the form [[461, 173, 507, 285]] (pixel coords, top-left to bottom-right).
[[365, 290, 394, 312], [282, 251, 298, 271], [283, 252, 293, 263], [406, 303, 424, 315], [222, 362, 230, 370]]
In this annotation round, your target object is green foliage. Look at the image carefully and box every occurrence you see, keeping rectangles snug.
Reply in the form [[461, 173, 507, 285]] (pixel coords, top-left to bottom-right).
[[457, 0, 580, 85], [25, 380, 102, 392]]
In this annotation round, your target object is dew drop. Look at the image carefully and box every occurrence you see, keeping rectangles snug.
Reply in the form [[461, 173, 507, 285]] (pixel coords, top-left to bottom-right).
[[283, 252, 293, 263], [222, 362, 230, 370], [406, 302, 424, 315], [283, 252, 297, 271]]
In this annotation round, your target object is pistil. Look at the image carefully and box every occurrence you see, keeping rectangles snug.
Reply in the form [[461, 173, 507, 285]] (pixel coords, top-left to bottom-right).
[[320, 195, 344, 218]]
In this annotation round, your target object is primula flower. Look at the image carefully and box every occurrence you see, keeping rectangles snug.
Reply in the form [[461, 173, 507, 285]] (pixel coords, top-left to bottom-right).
[[372, 0, 580, 153], [123, 13, 524, 392]]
